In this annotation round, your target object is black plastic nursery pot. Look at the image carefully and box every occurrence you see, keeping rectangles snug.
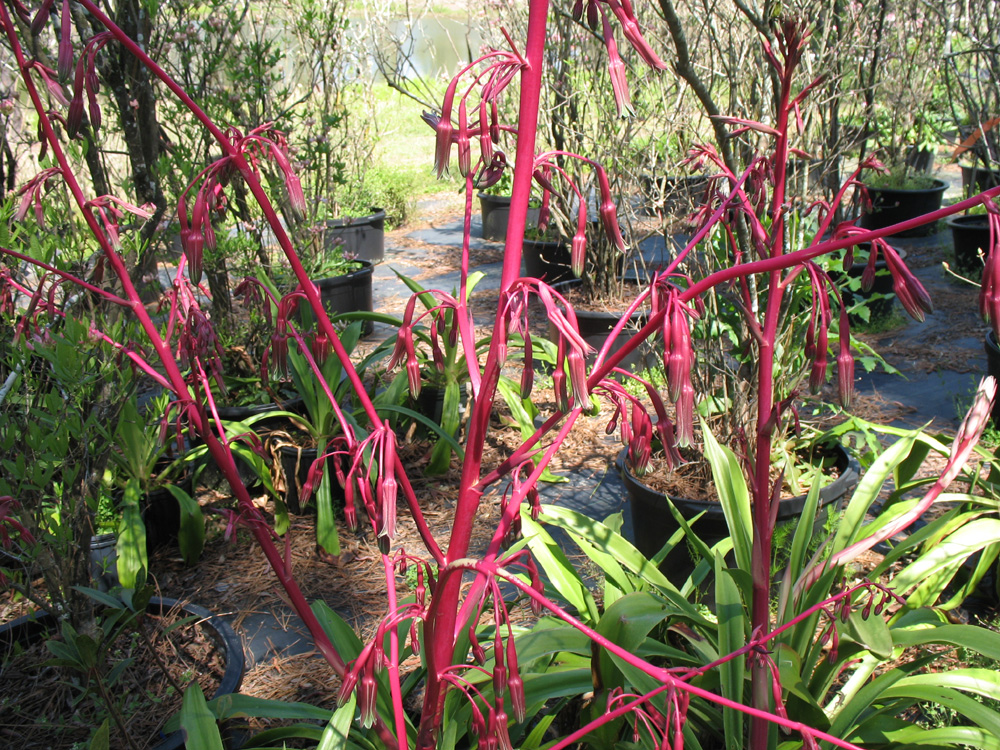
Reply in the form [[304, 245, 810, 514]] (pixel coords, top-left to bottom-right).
[[948, 214, 992, 274], [0, 597, 244, 750], [477, 193, 540, 242], [142, 471, 195, 552], [276, 443, 346, 515], [547, 278, 655, 374], [324, 209, 385, 264], [522, 237, 573, 283], [961, 165, 1000, 197], [834, 243, 907, 328], [618, 445, 860, 583], [313, 260, 375, 337], [859, 179, 948, 237]]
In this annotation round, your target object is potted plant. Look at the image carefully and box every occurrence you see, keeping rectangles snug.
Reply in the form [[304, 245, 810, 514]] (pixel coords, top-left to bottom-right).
[[108, 392, 204, 587], [858, 166, 948, 237], [323, 208, 386, 264]]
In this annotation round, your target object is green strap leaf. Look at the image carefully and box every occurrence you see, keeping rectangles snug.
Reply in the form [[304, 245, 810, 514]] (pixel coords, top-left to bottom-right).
[[166, 484, 205, 565], [116, 479, 147, 589], [318, 692, 356, 750], [180, 682, 224, 750], [701, 419, 751, 572]]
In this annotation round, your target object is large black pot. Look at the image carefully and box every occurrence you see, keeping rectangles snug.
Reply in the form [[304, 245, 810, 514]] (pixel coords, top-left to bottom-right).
[[547, 279, 655, 374], [0, 597, 244, 750], [313, 260, 374, 336], [324, 209, 385, 263], [985, 330, 1000, 428], [478, 193, 539, 242], [618, 445, 860, 582], [961, 165, 1000, 198], [522, 237, 572, 283], [948, 214, 991, 274], [859, 178, 947, 237]]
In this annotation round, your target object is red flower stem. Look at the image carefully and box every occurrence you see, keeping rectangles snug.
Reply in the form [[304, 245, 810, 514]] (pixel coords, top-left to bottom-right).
[[416, 4, 549, 749], [458, 172, 482, 396], [748, 62, 794, 750], [381, 555, 410, 750]]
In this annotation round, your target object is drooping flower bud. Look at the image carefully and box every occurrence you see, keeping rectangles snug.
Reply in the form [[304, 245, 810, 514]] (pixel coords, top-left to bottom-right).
[[359, 668, 378, 728], [456, 102, 472, 178], [837, 307, 854, 409], [58, 0, 74, 83], [506, 638, 526, 722], [566, 347, 589, 408]]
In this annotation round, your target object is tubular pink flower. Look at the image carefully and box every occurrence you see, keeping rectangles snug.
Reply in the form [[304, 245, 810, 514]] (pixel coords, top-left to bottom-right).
[[809, 323, 828, 394], [406, 357, 421, 399], [457, 98, 471, 177], [506, 638, 526, 722], [837, 307, 854, 409], [475, 151, 507, 190], [571, 231, 586, 278], [567, 347, 589, 407], [883, 244, 933, 321], [601, 12, 633, 118], [596, 168, 626, 251], [359, 668, 378, 729], [667, 302, 691, 403], [478, 99, 492, 164], [57, 0, 73, 81], [605, 0, 668, 70], [520, 331, 534, 399], [675, 381, 695, 448]]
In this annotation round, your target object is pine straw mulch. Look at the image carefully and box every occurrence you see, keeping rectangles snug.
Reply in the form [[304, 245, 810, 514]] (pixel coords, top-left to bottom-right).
[[141, 387, 619, 715]]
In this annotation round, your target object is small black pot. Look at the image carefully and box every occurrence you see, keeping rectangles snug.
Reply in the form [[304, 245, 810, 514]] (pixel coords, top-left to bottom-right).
[[948, 214, 991, 274], [522, 237, 572, 283], [142, 472, 195, 551], [547, 279, 655, 374], [961, 165, 1000, 198], [276, 443, 345, 514], [0, 597, 244, 750], [618, 445, 860, 583], [833, 243, 907, 327], [312, 260, 374, 336], [324, 209, 385, 264], [477, 193, 540, 242], [985, 330, 1000, 428], [859, 179, 947, 237]]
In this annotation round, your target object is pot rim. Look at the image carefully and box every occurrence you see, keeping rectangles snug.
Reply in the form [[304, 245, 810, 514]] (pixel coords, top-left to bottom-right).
[[0, 596, 244, 747], [946, 213, 991, 229], [616, 443, 860, 517]]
